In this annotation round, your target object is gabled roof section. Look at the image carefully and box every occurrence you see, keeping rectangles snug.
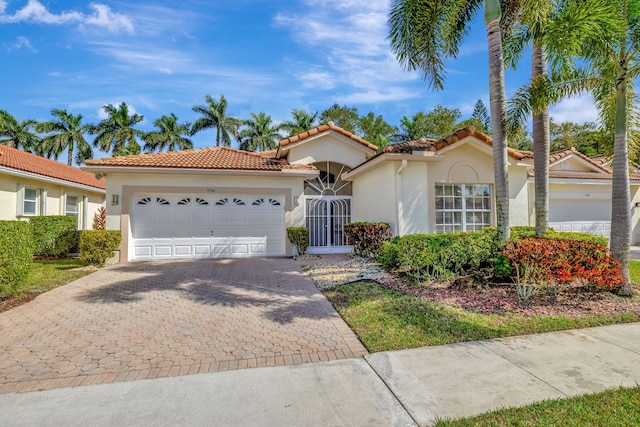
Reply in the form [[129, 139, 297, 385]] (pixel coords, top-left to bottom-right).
[[276, 121, 378, 158], [83, 146, 315, 171], [531, 148, 640, 181], [549, 148, 612, 173], [0, 144, 106, 190], [383, 126, 531, 160]]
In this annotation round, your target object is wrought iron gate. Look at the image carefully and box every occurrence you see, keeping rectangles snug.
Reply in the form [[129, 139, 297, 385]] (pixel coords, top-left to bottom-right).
[[305, 197, 352, 253]]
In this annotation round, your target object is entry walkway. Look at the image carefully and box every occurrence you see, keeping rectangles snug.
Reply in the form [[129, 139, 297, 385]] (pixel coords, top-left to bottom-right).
[[2, 323, 640, 426]]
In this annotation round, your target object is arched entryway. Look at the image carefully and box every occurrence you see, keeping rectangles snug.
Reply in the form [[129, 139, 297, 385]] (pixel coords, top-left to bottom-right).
[[304, 162, 352, 253]]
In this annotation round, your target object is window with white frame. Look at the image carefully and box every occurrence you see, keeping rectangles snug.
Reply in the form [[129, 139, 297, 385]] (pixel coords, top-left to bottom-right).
[[65, 195, 79, 222], [22, 188, 38, 215], [435, 183, 492, 233]]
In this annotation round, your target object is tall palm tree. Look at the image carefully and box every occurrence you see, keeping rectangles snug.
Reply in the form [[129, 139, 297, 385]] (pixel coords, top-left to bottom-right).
[[238, 112, 284, 152], [90, 103, 145, 156], [35, 109, 92, 165], [191, 94, 240, 147], [511, 0, 635, 293], [504, 0, 555, 237], [389, 0, 516, 240], [0, 109, 41, 153], [143, 113, 193, 152], [281, 109, 319, 137]]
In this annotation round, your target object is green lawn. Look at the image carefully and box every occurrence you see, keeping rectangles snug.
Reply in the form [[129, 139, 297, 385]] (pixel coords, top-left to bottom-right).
[[435, 386, 640, 426], [629, 260, 640, 285], [324, 281, 640, 352], [15, 259, 94, 296]]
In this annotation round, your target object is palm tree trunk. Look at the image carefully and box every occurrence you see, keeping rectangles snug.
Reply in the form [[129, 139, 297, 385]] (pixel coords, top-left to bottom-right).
[[485, 0, 510, 241], [611, 68, 632, 295], [531, 44, 550, 237], [216, 127, 220, 147], [67, 144, 73, 166]]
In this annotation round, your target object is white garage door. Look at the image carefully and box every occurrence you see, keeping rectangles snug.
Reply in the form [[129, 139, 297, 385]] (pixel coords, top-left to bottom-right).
[[549, 197, 611, 236], [130, 194, 285, 261]]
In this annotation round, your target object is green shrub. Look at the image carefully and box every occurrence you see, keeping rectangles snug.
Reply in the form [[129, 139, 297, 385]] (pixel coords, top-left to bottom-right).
[[393, 229, 500, 282], [377, 240, 399, 270], [30, 216, 78, 257], [0, 221, 34, 296], [286, 227, 309, 256], [344, 222, 392, 258], [546, 231, 608, 247], [79, 230, 122, 265]]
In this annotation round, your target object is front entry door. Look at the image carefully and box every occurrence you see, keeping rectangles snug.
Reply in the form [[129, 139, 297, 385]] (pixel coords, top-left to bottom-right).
[[305, 197, 352, 253]]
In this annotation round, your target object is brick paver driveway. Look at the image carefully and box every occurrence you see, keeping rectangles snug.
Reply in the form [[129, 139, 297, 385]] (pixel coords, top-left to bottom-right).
[[0, 257, 367, 394]]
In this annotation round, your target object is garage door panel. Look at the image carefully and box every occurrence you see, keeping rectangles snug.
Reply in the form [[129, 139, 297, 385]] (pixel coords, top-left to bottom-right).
[[130, 194, 285, 261], [154, 246, 172, 256], [549, 197, 611, 237], [175, 245, 192, 256]]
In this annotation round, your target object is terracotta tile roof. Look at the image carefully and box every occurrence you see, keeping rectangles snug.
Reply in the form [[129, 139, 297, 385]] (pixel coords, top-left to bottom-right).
[[83, 146, 315, 171], [383, 126, 529, 160], [278, 121, 378, 152], [0, 144, 106, 190]]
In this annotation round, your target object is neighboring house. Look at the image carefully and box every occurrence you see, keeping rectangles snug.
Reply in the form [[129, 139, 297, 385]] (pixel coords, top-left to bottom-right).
[[82, 123, 640, 263], [0, 144, 106, 229]]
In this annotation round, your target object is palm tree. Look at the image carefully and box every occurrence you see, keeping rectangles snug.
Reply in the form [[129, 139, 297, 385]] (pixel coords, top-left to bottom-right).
[[143, 114, 193, 152], [389, 0, 515, 240], [0, 109, 41, 153], [511, 0, 636, 293], [281, 109, 319, 137], [191, 94, 240, 147], [35, 109, 92, 165], [504, 0, 555, 237], [238, 112, 284, 152], [90, 103, 145, 156]]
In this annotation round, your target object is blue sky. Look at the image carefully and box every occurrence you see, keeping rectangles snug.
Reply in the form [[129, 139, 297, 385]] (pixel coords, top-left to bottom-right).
[[0, 0, 599, 161]]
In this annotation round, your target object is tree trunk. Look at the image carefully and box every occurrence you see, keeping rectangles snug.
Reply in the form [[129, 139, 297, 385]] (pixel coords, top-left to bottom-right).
[[68, 144, 73, 166], [485, 2, 510, 241], [611, 67, 632, 295], [531, 44, 550, 237], [216, 127, 220, 147]]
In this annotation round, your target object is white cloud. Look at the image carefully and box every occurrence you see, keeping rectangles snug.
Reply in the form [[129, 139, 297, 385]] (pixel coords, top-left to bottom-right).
[[0, 1, 133, 33], [274, 0, 420, 104], [83, 4, 134, 34], [3, 36, 36, 52], [550, 95, 600, 123]]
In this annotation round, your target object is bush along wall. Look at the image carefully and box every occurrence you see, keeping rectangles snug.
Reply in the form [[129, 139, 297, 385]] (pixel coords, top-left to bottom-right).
[[344, 222, 392, 258], [287, 227, 309, 256], [30, 216, 78, 258], [0, 221, 35, 296], [79, 230, 122, 265]]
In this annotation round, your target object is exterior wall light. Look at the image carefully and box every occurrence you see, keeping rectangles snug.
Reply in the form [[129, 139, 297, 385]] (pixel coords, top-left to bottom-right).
[[111, 195, 119, 205]]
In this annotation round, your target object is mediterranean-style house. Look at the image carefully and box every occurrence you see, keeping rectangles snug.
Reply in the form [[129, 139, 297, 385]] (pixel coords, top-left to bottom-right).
[[0, 144, 106, 228], [82, 123, 640, 263]]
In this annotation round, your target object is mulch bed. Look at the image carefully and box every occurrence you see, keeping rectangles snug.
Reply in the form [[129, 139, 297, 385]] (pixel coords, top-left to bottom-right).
[[0, 292, 39, 314], [376, 275, 640, 318]]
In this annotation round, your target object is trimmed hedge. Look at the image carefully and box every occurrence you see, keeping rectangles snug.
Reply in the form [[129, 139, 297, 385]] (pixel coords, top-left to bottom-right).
[[30, 216, 78, 257], [79, 230, 122, 265], [344, 222, 392, 258], [0, 221, 35, 296], [392, 228, 498, 281], [287, 227, 309, 256]]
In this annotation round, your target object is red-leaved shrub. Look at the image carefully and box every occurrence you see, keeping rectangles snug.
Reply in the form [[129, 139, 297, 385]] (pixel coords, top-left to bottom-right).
[[503, 238, 625, 291], [344, 222, 392, 258]]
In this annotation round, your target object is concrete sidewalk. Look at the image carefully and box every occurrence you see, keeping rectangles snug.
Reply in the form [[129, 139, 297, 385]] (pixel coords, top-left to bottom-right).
[[2, 323, 640, 427]]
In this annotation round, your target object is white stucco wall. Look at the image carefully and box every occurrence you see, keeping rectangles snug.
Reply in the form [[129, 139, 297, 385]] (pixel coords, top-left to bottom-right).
[[400, 161, 430, 235], [0, 172, 104, 229], [350, 161, 398, 233], [508, 165, 530, 226], [286, 134, 372, 168]]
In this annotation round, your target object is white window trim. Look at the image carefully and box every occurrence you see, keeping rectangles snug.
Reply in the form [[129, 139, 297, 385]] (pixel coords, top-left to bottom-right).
[[17, 184, 39, 217], [435, 183, 493, 233], [63, 193, 81, 228]]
